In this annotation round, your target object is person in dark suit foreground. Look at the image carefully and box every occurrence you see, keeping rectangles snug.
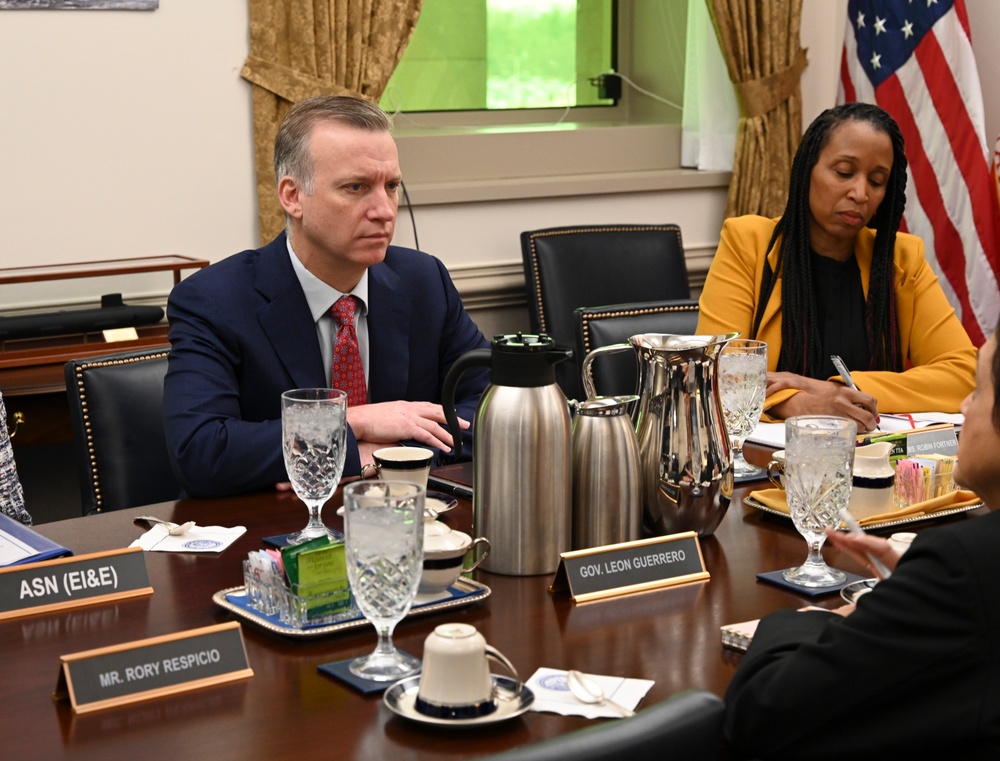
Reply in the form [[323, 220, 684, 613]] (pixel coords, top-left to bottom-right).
[[724, 326, 1000, 759], [164, 96, 488, 498]]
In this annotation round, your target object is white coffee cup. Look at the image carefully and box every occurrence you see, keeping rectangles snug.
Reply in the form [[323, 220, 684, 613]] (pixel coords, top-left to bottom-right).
[[888, 532, 917, 556], [415, 623, 518, 719], [372, 446, 434, 489], [420, 521, 490, 595]]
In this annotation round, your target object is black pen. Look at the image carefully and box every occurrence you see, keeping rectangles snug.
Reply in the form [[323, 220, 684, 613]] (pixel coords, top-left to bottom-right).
[[831, 354, 880, 431], [427, 475, 473, 500]]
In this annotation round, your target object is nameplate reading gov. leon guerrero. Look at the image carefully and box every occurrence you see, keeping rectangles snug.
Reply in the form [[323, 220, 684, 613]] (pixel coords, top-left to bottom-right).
[[55, 621, 254, 714], [0, 547, 152, 621], [550, 532, 709, 603]]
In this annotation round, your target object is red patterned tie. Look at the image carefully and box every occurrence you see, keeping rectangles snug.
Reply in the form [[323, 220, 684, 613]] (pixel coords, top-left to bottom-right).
[[330, 296, 367, 407]]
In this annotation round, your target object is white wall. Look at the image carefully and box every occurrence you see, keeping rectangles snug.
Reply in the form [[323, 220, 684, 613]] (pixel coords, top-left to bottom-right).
[[0, 0, 256, 305], [1, 0, 998, 313]]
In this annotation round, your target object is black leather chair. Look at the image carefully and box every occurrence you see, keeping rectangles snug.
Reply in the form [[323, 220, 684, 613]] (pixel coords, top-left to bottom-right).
[[577, 298, 700, 398], [64, 347, 179, 514], [521, 224, 691, 400], [479, 689, 725, 761]]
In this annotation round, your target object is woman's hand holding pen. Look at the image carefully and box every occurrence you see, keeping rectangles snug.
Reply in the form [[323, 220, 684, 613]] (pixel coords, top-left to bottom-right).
[[766, 372, 880, 432]]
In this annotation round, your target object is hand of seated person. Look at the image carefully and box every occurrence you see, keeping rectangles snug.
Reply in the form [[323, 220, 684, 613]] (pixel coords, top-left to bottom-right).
[[766, 372, 879, 432], [824, 527, 902, 580], [348, 401, 470, 455]]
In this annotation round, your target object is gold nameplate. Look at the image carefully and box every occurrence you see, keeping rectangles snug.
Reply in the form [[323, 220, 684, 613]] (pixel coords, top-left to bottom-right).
[[102, 327, 140, 343], [55, 621, 254, 714], [550, 532, 710, 603], [0, 547, 152, 621]]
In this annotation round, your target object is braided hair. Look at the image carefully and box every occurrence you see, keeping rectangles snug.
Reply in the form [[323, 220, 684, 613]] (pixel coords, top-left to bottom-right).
[[751, 102, 906, 377]]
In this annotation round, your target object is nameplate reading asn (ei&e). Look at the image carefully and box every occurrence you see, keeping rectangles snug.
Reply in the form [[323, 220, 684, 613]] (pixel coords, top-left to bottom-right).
[[549, 532, 709, 603], [54, 621, 254, 714], [0, 547, 152, 621]]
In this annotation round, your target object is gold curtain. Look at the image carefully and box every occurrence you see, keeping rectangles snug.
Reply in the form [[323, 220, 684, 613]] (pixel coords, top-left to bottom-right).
[[706, 0, 806, 219], [241, 0, 423, 243]]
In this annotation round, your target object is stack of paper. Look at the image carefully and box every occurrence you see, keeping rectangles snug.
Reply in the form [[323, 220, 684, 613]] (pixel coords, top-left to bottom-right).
[[746, 412, 964, 449]]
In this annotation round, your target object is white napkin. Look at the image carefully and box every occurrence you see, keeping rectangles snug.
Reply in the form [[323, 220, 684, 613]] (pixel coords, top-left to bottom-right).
[[525, 667, 654, 719], [129, 523, 246, 553]]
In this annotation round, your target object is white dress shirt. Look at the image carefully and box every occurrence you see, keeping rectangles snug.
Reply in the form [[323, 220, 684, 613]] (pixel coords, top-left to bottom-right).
[[286, 240, 370, 389]]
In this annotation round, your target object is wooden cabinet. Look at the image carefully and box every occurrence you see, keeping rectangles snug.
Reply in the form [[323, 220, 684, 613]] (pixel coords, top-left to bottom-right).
[[0, 256, 208, 521]]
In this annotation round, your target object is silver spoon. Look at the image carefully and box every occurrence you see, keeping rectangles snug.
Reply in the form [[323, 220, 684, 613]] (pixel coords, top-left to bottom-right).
[[566, 669, 635, 717], [134, 516, 196, 536]]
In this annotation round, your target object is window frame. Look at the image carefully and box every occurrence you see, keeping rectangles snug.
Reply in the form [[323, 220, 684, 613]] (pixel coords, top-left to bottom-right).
[[392, 0, 730, 206]]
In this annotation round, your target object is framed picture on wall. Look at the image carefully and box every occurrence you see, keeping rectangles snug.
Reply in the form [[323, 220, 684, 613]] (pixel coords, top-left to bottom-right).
[[0, 1, 158, 8]]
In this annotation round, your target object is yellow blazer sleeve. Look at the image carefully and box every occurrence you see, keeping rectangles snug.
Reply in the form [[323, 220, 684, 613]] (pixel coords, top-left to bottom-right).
[[696, 216, 766, 340], [696, 217, 797, 416], [846, 233, 976, 413]]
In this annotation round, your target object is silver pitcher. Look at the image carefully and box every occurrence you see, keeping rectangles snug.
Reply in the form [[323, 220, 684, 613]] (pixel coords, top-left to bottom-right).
[[571, 395, 641, 550], [582, 333, 737, 537]]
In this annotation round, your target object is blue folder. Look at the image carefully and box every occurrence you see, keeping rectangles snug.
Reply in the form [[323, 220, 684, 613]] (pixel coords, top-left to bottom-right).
[[0, 512, 73, 567]]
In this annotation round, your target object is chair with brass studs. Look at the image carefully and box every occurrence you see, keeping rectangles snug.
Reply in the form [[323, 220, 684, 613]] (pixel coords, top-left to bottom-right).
[[576, 298, 700, 398], [521, 224, 691, 400], [64, 347, 178, 514]]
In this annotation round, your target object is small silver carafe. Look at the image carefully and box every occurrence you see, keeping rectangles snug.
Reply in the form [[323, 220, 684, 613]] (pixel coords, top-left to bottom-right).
[[571, 395, 641, 550], [442, 334, 572, 576]]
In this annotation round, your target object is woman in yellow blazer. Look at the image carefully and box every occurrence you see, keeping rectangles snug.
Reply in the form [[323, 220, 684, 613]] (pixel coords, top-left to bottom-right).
[[698, 103, 975, 432]]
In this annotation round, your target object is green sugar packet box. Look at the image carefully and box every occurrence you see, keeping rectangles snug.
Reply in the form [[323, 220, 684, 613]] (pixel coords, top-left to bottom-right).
[[281, 537, 351, 621]]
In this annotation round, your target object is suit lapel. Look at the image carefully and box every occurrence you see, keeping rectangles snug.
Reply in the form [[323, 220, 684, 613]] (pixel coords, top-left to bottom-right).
[[854, 228, 875, 299], [367, 257, 411, 402], [755, 239, 784, 340], [254, 235, 327, 389]]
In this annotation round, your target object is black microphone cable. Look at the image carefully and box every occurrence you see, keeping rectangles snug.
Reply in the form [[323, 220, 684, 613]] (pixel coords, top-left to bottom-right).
[[400, 180, 420, 252]]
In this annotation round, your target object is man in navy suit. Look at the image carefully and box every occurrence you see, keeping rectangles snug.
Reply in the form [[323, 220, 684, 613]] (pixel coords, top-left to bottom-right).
[[164, 96, 489, 498]]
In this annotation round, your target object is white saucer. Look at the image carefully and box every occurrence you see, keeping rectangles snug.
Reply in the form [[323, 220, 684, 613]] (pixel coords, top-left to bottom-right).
[[336, 491, 457, 518], [841, 577, 878, 604], [425, 491, 458, 515], [384, 676, 534, 726]]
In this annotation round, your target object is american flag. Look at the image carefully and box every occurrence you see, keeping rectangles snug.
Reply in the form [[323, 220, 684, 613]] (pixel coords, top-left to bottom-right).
[[839, 0, 1000, 346]]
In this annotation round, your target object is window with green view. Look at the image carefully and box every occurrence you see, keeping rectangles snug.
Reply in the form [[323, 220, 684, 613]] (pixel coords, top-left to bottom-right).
[[379, 0, 617, 113]]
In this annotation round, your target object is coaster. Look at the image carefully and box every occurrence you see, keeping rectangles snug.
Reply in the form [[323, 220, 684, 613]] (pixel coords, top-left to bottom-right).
[[317, 652, 420, 695], [263, 530, 343, 549], [756, 569, 867, 598]]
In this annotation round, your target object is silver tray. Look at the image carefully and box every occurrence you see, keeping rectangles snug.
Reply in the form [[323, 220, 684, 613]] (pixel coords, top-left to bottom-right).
[[213, 578, 491, 639], [744, 493, 983, 531]]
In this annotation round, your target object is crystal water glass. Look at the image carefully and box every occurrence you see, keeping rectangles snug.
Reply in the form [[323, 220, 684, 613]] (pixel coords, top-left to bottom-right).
[[783, 416, 856, 587], [343, 480, 425, 681], [719, 339, 768, 478], [281, 388, 347, 545]]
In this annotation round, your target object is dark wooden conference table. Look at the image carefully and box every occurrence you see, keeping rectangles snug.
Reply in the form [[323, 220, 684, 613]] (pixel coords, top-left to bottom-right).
[[3, 445, 983, 761]]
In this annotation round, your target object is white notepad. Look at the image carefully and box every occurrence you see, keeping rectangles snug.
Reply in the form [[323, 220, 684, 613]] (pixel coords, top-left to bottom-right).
[[720, 618, 760, 652]]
